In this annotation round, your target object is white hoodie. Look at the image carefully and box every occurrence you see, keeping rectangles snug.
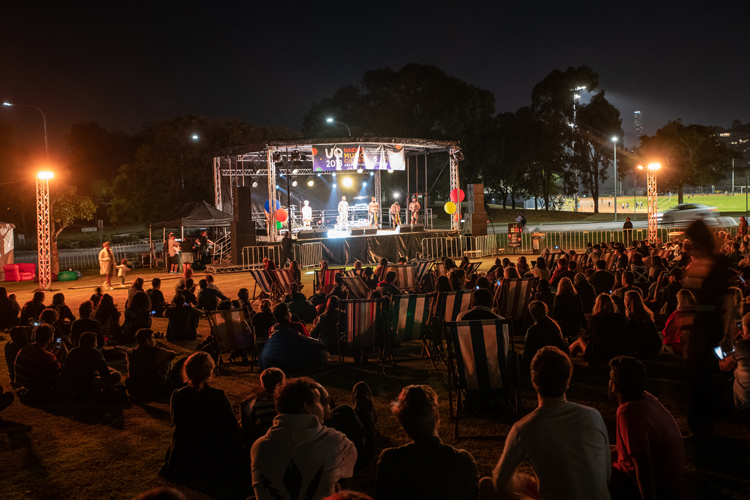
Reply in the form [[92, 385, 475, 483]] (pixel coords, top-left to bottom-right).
[[251, 413, 357, 500]]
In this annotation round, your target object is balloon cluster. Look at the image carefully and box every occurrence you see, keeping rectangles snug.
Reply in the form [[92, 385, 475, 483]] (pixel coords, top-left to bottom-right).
[[443, 189, 465, 214]]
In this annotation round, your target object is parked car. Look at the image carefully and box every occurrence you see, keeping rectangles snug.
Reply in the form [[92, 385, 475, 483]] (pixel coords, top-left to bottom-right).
[[658, 203, 718, 225]]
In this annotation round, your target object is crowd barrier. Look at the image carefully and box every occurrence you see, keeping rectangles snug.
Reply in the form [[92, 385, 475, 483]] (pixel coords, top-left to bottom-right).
[[241, 245, 282, 269], [464, 235, 500, 257], [421, 237, 463, 260], [14, 240, 150, 270], [294, 242, 322, 268]]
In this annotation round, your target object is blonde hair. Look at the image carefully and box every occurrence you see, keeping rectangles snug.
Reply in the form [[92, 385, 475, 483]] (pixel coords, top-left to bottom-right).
[[624, 291, 654, 323], [676, 289, 696, 311], [593, 294, 615, 315], [556, 277, 576, 297]]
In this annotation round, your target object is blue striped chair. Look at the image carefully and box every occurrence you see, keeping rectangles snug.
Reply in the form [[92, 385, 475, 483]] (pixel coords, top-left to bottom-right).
[[444, 319, 520, 437], [249, 269, 278, 300]]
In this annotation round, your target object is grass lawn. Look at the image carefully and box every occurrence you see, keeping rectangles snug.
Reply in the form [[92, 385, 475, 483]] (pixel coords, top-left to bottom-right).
[[576, 193, 750, 214], [1, 262, 750, 499]]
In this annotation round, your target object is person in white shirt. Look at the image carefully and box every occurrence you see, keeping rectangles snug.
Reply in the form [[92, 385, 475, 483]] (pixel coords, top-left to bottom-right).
[[251, 377, 357, 500], [302, 200, 313, 228], [479, 346, 611, 500], [337, 196, 349, 226]]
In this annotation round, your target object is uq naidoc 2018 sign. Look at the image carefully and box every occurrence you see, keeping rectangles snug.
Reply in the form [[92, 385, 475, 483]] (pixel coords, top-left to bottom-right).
[[312, 144, 406, 171]]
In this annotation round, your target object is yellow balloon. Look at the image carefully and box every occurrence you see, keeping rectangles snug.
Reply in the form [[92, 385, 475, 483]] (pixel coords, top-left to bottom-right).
[[444, 202, 457, 214]]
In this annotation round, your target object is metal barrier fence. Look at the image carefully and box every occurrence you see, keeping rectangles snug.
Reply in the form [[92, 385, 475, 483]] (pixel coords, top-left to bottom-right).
[[421, 237, 463, 260], [464, 235, 500, 257], [241, 245, 282, 269], [14, 240, 150, 270], [294, 242, 322, 268]]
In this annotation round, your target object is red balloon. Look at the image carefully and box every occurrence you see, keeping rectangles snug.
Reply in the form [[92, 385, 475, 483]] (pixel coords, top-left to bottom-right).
[[275, 208, 288, 222], [450, 189, 465, 203]]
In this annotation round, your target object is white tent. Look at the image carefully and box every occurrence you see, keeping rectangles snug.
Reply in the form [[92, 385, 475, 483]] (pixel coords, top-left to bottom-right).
[[0, 222, 15, 282]]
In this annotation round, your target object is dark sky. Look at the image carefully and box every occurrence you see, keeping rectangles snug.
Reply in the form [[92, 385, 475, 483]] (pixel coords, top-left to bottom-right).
[[3, 1, 749, 157]]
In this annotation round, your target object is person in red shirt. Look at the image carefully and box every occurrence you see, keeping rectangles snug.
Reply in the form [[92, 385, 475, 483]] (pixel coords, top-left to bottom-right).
[[608, 356, 685, 500]]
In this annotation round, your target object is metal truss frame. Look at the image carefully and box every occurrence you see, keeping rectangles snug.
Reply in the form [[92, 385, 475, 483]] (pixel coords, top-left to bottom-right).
[[36, 177, 52, 290]]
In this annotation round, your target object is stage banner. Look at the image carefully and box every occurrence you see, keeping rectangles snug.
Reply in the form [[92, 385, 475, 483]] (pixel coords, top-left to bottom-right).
[[312, 144, 406, 171]]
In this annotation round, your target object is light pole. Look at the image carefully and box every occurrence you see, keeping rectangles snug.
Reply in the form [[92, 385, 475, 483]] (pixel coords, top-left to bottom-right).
[[36, 171, 54, 291], [325, 117, 351, 137], [3, 102, 49, 160], [638, 163, 661, 244], [612, 137, 618, 221]]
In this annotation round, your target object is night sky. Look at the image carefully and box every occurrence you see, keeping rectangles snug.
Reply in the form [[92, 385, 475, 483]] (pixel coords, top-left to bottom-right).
[[3, 1, 749, 157]]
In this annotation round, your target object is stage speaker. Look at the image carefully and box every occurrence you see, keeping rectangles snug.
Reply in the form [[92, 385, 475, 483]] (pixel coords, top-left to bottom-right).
[[233, 186, 252, 221], [401, 224, 424, 234], [231, 220, 256, 264], [297, 229, 316, 240], [364, 226, 378, 235], [314, 229, 329, 238]]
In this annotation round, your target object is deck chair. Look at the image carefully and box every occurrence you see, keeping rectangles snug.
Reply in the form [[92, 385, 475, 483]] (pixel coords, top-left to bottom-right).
[[433, 262, 447, 277], [338, 298, 385, 372], [600, 251, 616, 272], [385, 265, 417, 291], [465, 262, 482, 275], [205, 308, 259, 371], [249, 269, 278, 300], [345, 269, 365, 277], [315, 268, 344, 294], [569, 253, 588, 271], [544, 252, 562, 270], [494, 277, 538, 323], [341, 276, 370, 299], [415, 260, 432, 283], [386, 293, 435, 364], [445, 319, 520, 438], [271, 269, 294, 297]]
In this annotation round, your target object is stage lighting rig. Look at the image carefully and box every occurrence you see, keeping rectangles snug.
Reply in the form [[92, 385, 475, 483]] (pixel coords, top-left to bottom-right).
[[272, 151, 283, 163], [252, 181, 258, 188], [290, 150, 301, 161], [357, 168, 363, 174], [451, 150, 465, 161], [307, 177, 314, 187], [292, 180, 298, 187]]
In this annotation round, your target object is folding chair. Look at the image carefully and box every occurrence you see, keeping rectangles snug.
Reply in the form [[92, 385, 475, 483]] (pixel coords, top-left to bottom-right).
[[494, 277, 538, 323], [341, 276, 370, 299], [271, 269, 294, 297], [433, 262, 447, 278], [344, 269, 365, 277], [445, 319, 520, 438], [437, 290, 473, 323], [544, 252, 561, 270], [569, 253, 588, 272], [385, 265, 417, 291], [386, 293, 435, 364], [415, 260, 432, 283], [249, 269, 278, 300], [315, 268, 344, 294], [338, 298, 385, 372], [466, 262, 482, 275], [205, 308, 259, 371], [601, 251, 616, 272]]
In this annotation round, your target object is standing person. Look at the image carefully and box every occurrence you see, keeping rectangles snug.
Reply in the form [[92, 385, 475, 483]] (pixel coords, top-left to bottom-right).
[[116, 258, 132, 286], [198, 230, 213, 267], [98, 242, 115, 289], [479, 346, 610, 500], [180, 237, 194, 275], [368, 196, 380, 226], [739, 216, 749, 238], [338, 196, 349, 227], [280, 232, 293, 267], [684, 220, 732, 436], [390, 200, 401, 228], [302, 200, 313, 228], [623, 217, 633, 247], [409, 196, 421, 225], [168, 233, 180, 274]]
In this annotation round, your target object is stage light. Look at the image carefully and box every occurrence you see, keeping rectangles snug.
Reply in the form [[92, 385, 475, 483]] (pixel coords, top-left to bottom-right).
[[317, 173, 322, 177], [252, 181, 258, 188], [342, 177, 353, 188], [357, 168, 363, 174], [362, 181, 367, 187], [291, 168, 298, 174], [191, 134, 199, 140], [290, 150, 301, 161], [393, 192, 399, 199], [388, 170, 393, 174], [37, 171, 54, 180], [370, 172, 374, 176], [326, 118, 333, 123], [292, 180, 298, 187], [275, 184, 279, 189], [307, 178, 314, 187], [332, 172, 337, 177], [333, 183, 337, 188]]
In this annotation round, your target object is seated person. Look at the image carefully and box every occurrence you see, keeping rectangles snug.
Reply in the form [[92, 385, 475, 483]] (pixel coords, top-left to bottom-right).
[[719, 312, 750, 412], [362, 267, 378, 289], [241, 367, 286, 444], [251, 377, 357, 500], [285, 282, 308, 303], [287, 284, 318, 324], [327, 274, 348, 301], [570, 294, 629, 366], [120, 291, 153, 344], [251, 299, 276, 340], [458, 288, 503, 320], [0, 383, 13, 413], [376, 384, 478, 500], [160, 352, 239, 477], [20, 291, 46, 327], [612, 271, 642, 313], [258, 303, 328, 374], [196, 279, 228, 312], [70, 300, 104, 348], [165, 294, 200, 341], [662, 289, 696, 356], [588, 259, 616, 297], [5, 326, 29, 388], [480, 346, 610, 500], [609, 356, 685, 500], [376, 271, 402, 298], [205, 274, 224, 295], [39, 308, 64, 340], [125, 328, 178, 397], [237, 288, 255, 320], [60, 332, 121, 396], [13, 324, 65, 394], [533, 279, 555, 314], [522, 301, 570, 371], [0, 286, 19, 330], [146, 278, 168, 317], [310, 296, 341, 353]]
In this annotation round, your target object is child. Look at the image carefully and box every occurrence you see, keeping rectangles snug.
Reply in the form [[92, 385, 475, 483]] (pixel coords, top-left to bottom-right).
[[8, 293, 21, 317], [116, 259, 132, 286]]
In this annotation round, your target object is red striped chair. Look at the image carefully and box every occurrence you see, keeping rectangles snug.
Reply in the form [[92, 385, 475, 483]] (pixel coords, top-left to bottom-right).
[[385, 265, 417, 291], [205, 308, 259, 371], [338, 298, 384, 371], [315, 268, 344, 294]]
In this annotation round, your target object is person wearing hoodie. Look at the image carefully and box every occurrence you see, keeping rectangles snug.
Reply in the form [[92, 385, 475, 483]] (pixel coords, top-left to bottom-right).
[[251, 377, 358, 500]]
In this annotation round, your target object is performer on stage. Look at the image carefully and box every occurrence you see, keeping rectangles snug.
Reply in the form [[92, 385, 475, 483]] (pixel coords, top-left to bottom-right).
[[302, 200, 313, 228], [368, 196, 380, 226], [409, 196, 421, 225], [390, 200, 401, 228], [337, 196, 349, 226]]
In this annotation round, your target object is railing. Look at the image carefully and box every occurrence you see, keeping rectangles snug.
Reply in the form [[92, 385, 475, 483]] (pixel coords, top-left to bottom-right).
[[294, 242, 323, 268], [241, 245, 282, 269], [464, 235, 500, 257], [14, 240, 150, 270], [212, 234, 231, 263], [421, 237, 463, 260]]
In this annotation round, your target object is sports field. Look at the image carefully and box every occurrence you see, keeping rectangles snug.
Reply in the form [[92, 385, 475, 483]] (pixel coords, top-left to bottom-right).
[[573, 193, 750, 214]]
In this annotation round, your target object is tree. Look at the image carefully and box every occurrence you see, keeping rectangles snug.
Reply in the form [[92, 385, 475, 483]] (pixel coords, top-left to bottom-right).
[[633, 120, 738, 203], [50, 182, 97, 273], [570, 91, 623, 212]]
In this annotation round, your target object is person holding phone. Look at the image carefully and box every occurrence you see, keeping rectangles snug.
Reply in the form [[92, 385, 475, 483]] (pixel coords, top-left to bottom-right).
[[13, 324, 66, 395], [718, 312, 750, 413]]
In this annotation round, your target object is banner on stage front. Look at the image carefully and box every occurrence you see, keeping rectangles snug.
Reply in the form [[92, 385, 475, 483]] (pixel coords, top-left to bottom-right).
[[312, 144, 406, 171]]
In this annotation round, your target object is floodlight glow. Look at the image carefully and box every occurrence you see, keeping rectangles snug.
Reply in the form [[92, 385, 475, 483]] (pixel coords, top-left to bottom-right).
[[637, 165, 644, 170], [292, 168, 298, 174], [357, 168, 363, 174], [326, 118, 333, 122], [191, 134, 199, 140], [332, 172, 337, 177], [292, 180, 298, 187], [252, 181, 258, 187], [611, 136, 618, 142], [388, 170, 393, 174], [393, 193, 399, 198], [573, 94, 581, 100], [2, 102, 11, 106], [362, 181, 367, 187], [307, 179, 314, 187], [37, 171, 54, 180], [317, 173, 322, 177], [370, 172, 374, 177], [275, 184, 279, 189], [342, 177, 353, 188], [647, 163, 661, 171], [332, 183, 337, 188]]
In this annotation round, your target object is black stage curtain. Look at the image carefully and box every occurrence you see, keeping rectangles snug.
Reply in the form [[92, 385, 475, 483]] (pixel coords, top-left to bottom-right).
[[319, 231, 455, 265]]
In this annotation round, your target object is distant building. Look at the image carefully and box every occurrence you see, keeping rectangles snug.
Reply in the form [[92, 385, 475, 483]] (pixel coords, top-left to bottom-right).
[[633, 111, 643, 138], [715, 120, 750, 192]]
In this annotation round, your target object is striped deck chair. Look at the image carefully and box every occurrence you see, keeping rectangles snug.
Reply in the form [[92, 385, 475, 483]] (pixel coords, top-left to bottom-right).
[[386, 265, 417, 291], [658, 249, 672, 262], [386, 293, 435, 364], [464, 262, 482, 275], [569, 253, 586, 271], [445, 319, 520, 437], [205, 308, 258, 371], [494, 277, 538, 323], [271, 269, 294, 297], [544, 252, 562, 270], [345, 269, 365, 277], [338, 298, 384, 371], [315, 268, 344, 294], [600, 251, 616, 271], [415, 260, 432, 283], [249, 269, 277, 300], [341, 276, 370, 299], [626, 249, 636, 264], [433, 262, 447, 277], [437, 290, 473, 323]]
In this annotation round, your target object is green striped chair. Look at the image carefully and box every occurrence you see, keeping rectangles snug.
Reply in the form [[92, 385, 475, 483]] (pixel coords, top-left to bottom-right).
[[386, 293, 435, 365]]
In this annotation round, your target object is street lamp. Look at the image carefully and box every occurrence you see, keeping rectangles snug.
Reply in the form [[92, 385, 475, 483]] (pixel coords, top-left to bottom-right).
[[325, 117, 351, 137], [36, 170, 54, 291], [637, 163, 661, 243], [3, 102, 49, 160], [612, 137, 618, 221]]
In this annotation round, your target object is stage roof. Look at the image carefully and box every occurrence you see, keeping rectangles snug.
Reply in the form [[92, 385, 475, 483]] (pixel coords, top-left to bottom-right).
[[153, 200, 233, 228]]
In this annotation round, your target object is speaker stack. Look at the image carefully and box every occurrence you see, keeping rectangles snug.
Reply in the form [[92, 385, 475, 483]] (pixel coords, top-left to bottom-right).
[[231, 186, 256, 264], [297, 229, 316, 240], [400, 224, 425, 233], [350, 226, 378, 236]]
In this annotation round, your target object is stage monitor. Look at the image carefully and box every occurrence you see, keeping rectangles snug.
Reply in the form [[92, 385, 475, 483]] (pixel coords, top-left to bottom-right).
[[350, 226, 377, 236], [297, 230, 316, 240], [401, 224, 425, 234]]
